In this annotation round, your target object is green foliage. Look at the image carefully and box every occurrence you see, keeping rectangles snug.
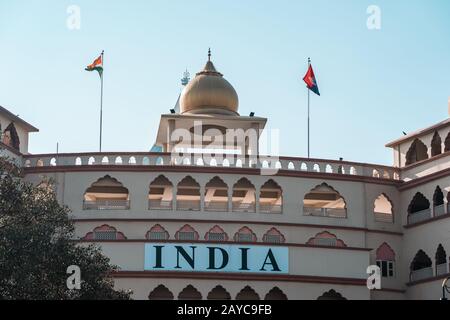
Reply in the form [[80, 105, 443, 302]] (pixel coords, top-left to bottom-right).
[[0, 157, 132, 299]]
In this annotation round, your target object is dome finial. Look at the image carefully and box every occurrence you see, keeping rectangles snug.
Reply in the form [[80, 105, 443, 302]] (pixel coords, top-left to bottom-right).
[[208, 48, 211, 61]]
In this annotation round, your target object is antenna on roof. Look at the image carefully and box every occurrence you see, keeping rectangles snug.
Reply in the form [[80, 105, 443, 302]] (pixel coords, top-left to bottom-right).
[[181, 69, 190, 86]]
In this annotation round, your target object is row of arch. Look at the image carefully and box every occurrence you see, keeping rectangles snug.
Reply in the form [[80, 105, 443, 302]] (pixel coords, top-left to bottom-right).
[[409, 244, 449, 281], [148, 284, 346, 300], [407, 186, 449, 224], [83, 175, 394, 221], [82, 224, 347, 247], [405, 131, 450, 166]]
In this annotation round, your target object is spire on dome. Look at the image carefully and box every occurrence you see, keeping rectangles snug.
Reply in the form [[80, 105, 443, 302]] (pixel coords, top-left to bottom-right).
[[199, 48, 222, 76]]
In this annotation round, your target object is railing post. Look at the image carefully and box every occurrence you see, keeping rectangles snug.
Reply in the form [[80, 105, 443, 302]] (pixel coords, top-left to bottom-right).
[[200, 186, 205, 212]]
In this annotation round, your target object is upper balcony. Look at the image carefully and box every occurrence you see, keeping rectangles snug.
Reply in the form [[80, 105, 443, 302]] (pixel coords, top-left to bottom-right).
[[22, 152, 401, 182]]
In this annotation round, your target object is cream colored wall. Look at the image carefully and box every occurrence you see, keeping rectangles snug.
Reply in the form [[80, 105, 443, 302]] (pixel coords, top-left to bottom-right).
[[94, 242, 369, 279], [25, 171, 401, 231], [113, 277, 370, 300], [406, 279, 447, 300], [74, 220, 367, 248], [24, 164, 450, 300]]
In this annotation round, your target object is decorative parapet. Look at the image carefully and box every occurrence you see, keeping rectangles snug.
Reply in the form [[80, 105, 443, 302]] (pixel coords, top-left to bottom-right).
[[22, 152, 401, 181]]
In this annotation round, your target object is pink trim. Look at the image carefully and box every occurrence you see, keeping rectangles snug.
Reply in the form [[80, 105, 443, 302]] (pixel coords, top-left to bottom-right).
[[376, 242, 396, 261], [175, 224, 199, 240], [233, 226, 257, 242], [205, 225, 229, 241], [263, 227, 286, 243], [306, 231, 347, 247]]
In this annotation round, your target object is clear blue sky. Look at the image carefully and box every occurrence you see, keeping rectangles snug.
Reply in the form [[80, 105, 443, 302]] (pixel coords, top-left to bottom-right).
[[1, 0, 449, 165]]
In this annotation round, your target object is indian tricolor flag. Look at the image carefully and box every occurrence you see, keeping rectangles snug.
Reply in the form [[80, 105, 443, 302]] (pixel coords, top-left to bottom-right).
[[85, 53, 103, 77]]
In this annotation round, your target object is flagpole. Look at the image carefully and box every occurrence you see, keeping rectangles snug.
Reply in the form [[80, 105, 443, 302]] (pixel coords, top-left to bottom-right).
[[99, 50, 104, 152], [307, 57, 311, 158]]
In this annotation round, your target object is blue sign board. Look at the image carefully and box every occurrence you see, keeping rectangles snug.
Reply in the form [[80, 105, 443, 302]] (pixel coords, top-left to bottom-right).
[[144, 243, 289, 274]]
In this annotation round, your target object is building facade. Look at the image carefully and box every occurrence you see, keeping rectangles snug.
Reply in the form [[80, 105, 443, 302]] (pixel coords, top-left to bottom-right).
[[2, 55, 450, 300]]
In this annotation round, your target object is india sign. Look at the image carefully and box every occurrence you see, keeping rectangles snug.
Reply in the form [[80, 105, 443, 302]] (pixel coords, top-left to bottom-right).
[[144, 243, 289, 274]]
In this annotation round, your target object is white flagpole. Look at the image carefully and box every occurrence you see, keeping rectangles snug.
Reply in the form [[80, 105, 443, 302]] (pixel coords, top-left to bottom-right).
[[99, 50, 104, 152], [307, 57, 311, 158]]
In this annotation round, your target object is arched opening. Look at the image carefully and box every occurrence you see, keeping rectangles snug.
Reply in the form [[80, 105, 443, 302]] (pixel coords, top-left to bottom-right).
[[2, 123, 20, 150], [445, 132, 450, 152], [405, 139, 428, 165], [303, 183, 347, 218], [149, 285, 174, 300], [433, 186, 445, 216], [431, 131, 442, 157], [146, 224, 170, 241], [264, 287, 288, 300], [175, 224, 199, 241], [232, 178, 256, 213], [148, 175, 173, 210], [307, 231, 346, 247], [259, 179, 283, 213], [82, 224, 126, 240], [435, 244, 448, 276], [234, 226, 257, 243], [262, 227, 285, 244], [176, 176, 200, 211], [204, 176, 228, 212], [410, 250, 433, 282], [373, 194, 394, 223], [178, 285, 202, 300], [375, 243, 395, 278], [205, 225, 228, 241], [236, 286, 260, 300], [407, 192, 431, 225], [317, 289, 347, 300], [207, 285, 231, 300], [83, 176, 130, 210]]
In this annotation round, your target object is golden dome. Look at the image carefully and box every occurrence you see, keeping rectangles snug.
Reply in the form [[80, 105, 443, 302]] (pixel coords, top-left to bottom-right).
[[180, 52, 239, 115]]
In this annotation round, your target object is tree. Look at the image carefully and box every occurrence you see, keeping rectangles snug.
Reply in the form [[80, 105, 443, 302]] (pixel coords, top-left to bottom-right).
[[0, 157, 132, 299]]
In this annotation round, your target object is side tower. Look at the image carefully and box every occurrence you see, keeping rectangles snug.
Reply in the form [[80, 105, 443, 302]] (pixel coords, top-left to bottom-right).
[[386, 104, 450, 299]]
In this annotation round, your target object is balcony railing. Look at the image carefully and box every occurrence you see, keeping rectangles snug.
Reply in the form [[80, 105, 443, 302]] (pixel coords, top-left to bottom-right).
[[23, 152, 401, 181], [83, 199, 130, 210], [311, 238, 338, 247], [148, 199, 173, 210], [204, 201, 228, 212], [303, 206, 347, 218], [410, 267, 433, 282], [374, 212, 394, 223], [436, 263, 448, 276], [259, 204, 282, 214], [232, 202, 256, 213], [407, 208, 431, 225], [434, 204, 446, 217], [176, 199, 201, 211]]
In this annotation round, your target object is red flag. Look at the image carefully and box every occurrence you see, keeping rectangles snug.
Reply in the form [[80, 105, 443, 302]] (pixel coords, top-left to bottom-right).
[[303, 64, 320, 96]]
